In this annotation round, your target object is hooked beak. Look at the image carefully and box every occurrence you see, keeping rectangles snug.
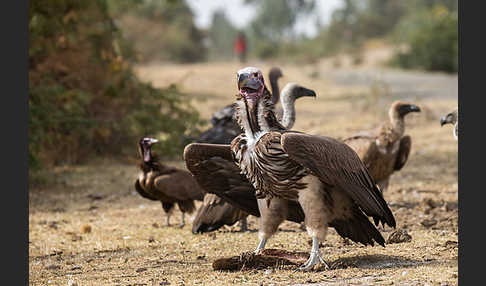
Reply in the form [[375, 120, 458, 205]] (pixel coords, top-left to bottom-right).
[[440, 116, 449, 126], [238, 73, 264, 104], [296, 87, 317, 99], [408, 104, 421, 113]]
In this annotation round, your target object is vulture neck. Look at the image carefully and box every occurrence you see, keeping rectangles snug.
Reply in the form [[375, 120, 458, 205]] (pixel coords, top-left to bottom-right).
[[389, 111, 406, 137], [280, 91, 296, 130], [139, 152, 163, 172], [236, 96, 283, 142], [269, 76, 280, 105]]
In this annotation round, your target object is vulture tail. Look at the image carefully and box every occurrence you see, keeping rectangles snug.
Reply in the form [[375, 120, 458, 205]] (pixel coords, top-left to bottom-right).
[[330, 206, 385, 247]]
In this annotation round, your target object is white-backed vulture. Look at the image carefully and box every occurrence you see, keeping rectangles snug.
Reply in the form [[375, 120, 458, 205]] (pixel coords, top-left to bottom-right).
[[184, 67, 396, 271], [191, 81, 316, 233], [440, 109, 458, 140], [343, 101, 421, 192], [135, 137, 204, 227]]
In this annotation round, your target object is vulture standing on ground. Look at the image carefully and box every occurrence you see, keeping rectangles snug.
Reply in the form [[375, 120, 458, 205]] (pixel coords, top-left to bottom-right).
[[185, 67, 396, 271], [440, 109, 458, 140], [191, 81, 316, 233], [135, 137, 204, 227], [343, 101, 421, 192], [191, 67, 283, 233]]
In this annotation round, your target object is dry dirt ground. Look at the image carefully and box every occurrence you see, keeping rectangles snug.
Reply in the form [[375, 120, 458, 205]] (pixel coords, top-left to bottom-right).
[[29, 53, 458, 285]]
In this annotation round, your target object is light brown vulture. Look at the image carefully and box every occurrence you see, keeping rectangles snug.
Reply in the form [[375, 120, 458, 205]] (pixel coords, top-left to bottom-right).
[[135, 137, 204, 227], [184, 67, 396, 271], [191, 81, 316, 233], [343, 101, 421, 192], [440, 109, 458, 140]]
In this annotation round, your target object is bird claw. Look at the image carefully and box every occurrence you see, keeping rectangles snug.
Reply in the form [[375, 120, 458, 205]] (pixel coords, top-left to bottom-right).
[[298, 250, 331, 271]]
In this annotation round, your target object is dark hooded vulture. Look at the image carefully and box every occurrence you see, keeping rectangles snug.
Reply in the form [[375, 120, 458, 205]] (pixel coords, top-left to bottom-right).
[[195, 67, 283, 145], [184, 67, 396, 271], [135, 137, 204, 227], [440, 109, 458, 140], [191, 80, 316, 233], [343, 101, 421, 192]]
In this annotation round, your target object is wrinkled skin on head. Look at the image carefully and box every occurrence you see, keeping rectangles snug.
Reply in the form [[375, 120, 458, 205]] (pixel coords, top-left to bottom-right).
[[139, 137, 158, 163]]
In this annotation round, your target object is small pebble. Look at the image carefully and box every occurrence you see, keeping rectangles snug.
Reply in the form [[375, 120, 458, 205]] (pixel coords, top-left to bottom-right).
[[264, 269, 272, 275], [80, 224, 92, 233], [66, 279, 78, 286], [46, 264, 60, 270]]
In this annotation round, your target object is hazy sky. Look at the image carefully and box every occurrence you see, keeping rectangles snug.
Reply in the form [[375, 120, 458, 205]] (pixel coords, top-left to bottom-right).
[[186, 0, 342, 37]]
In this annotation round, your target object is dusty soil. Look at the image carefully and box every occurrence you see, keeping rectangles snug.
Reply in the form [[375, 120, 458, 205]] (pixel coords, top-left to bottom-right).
[[29, 54, 458, 285]]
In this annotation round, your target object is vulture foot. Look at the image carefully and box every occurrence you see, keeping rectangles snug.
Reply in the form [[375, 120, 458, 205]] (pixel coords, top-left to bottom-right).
[[239, 218, 248, 232], [254, 238, 267, 254], [299, 238, 331, 271]]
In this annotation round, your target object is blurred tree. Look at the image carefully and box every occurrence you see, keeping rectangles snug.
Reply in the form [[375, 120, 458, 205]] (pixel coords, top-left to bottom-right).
[[207, 10, 238, 60], [243, 0, 316, 59], [29, 0, 202, 172], [390, 4, 458, 73], [107, 0, 207, 63]]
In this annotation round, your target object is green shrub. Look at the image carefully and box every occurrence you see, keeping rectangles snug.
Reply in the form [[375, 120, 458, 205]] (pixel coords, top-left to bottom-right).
[[390, 5, 458, 73], [29, 0, 202, 170]]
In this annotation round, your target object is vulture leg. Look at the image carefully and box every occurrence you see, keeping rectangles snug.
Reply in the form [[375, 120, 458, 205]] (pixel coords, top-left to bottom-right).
[[162, 202, 175, 227], [297, 176, 332, 271], [299, 237, 331, 271], [254, 198, 288, 254], [254, 238, 267, 254], [179, 212, 185, 228], [239, 217, 248, 232]]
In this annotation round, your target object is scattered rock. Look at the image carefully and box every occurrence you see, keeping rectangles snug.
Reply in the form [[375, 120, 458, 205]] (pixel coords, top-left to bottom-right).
[[444, 240, 458, 247], [136, 267, 147, 273], [70, 265, 82, 270], [87, 194, 104, 201], [264, 269, 273, 275], [66, 279, 78, 286], [148, 236, 155, 243], [46, 264, 60, 270], [48, 221, 58, 229], [80, 224, 92, 233], [421, 218, 438, 228], [444, 202, 458, 212], [152, 223, 159, 228], [159, 282, 170, 285], [386, 229, 412, 244]]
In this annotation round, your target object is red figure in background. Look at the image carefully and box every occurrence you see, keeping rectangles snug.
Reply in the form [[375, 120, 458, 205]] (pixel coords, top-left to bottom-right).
[[234, 32, 247, 63]]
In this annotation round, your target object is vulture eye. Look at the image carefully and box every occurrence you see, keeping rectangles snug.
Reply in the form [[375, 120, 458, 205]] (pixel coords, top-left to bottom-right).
[[253, 72, 258, 77]]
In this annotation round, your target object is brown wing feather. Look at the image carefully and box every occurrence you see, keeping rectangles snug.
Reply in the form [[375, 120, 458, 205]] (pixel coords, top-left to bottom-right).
[[183, 143, 306, 223], [184, 143, 261, 217], [192, 194, 248, 233], [134, 180, 158, 201], [281, 132, 396, 228], [153, 171, 204, 201]]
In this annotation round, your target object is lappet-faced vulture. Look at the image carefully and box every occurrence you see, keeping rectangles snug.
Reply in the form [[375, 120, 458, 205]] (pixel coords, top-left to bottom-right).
[[184, 67, 396, 271], [191, 68, 283, 233], [440, 109, 458, 140], [191, 78, 316, 233], [343, 101, 421, 192], [135, 137, 204, 227]]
